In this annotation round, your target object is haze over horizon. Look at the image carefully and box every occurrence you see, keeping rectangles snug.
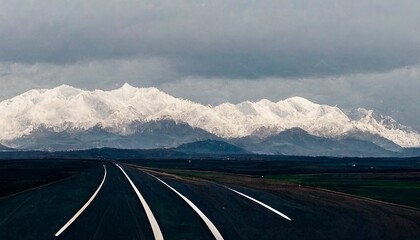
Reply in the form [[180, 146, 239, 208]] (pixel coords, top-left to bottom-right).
[[1, 0, 419, 131]]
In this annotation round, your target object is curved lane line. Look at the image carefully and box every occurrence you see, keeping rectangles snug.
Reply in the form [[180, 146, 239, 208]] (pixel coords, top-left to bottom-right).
[[223, 186, 291, 221], [146, 172, 224, 240], [55, 165, 108, 237], [115, 164, 164, 240]]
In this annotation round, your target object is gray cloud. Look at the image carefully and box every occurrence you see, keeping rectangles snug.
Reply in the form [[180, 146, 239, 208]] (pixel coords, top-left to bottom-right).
[[1, 0, 420, 78], [0, 58, 177, 99]]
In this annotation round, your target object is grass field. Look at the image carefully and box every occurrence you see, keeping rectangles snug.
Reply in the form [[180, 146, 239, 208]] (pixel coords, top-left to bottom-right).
[[0, 159, 96, 198], [268, 172, 420, 209]]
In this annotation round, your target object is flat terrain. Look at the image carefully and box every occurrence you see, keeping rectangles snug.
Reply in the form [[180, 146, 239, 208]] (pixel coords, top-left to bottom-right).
[[0, 158, 419, 239], [269, 172, 420, 209], [0, 159, 96, 198]]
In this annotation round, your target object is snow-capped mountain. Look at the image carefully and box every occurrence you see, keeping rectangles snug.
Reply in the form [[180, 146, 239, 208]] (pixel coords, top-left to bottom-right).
[[0, 83, 419, 151]]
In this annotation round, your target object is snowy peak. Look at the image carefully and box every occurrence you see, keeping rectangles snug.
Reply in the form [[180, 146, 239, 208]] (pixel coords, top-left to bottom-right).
[[111, 83, 163, 99], [282, 96, 319, 110], [0, 84, 419, 148], [119, 82, 138, 91]]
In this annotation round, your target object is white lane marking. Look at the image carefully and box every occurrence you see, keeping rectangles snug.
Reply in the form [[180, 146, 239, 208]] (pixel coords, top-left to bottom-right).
[[55, 165, 108, 237], [223, 186, 291, 221], [146, 172, 224, 240], [115, 164, 164, 240]]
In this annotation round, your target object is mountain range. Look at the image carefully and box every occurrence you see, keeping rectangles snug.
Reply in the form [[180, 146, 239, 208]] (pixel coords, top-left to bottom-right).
[[1, 83, 419, 157]]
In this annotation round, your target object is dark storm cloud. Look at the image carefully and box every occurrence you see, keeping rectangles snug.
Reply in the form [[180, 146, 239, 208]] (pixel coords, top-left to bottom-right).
[[1, 0, 420, 78]]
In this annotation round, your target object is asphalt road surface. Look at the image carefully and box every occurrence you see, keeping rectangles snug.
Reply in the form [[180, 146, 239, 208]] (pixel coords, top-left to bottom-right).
[[0, 161, 419, 240]]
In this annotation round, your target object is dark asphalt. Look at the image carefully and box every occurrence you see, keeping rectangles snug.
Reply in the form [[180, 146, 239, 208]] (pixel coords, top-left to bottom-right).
[[0, 160, 419, 240]]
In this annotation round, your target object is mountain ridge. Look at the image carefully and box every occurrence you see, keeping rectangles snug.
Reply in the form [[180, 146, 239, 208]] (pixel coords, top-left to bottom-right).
[[1, 83, 419, 151], [231, 128, 398, 157]]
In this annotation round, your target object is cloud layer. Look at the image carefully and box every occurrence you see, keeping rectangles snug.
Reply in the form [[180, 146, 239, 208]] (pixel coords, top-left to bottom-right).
[[1, 0, 420, 78]]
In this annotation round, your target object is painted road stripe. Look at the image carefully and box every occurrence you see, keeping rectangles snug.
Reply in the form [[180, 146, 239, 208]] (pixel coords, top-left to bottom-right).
[[115, 164, 164, 240], [146, 172, 224, 240], [55, 165, 108, 237], [223, 186, 291, 221]]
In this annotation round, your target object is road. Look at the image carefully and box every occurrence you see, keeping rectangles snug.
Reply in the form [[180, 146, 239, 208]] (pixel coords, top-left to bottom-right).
[[0, 160, 419, 240]]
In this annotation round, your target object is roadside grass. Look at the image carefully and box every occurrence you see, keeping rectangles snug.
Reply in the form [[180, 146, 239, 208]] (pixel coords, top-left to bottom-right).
[[266, 173, 420, 209]]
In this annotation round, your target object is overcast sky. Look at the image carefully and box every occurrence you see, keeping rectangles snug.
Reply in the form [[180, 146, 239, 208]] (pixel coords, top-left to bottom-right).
[[1, 0, 420, 130]]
